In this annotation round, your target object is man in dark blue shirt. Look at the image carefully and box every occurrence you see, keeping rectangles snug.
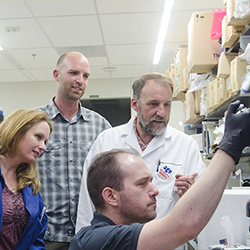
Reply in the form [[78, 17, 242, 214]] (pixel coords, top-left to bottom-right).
[[70, 100, 250, 250]]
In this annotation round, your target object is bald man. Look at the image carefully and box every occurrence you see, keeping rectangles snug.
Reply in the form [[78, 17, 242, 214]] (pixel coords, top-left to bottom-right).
[[36, 52, 111, 250]]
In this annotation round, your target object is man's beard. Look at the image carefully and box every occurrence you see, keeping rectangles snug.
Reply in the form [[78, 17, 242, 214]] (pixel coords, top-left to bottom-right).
[[138, 111, 167, 136]]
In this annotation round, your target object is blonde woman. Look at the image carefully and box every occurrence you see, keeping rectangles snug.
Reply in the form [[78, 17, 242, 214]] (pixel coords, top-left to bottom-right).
[[0, 109, 53, 250]]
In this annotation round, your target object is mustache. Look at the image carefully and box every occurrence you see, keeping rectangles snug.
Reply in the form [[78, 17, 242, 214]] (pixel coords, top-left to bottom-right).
[[149, 116, 166, 122], [148, 198, 157, 205]]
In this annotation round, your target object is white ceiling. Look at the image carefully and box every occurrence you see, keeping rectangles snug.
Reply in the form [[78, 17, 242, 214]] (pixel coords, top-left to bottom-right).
[[0, 0, 224, 83]]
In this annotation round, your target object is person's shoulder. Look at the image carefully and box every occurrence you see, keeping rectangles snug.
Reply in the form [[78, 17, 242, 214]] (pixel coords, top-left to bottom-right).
[[80, 107, 111, 130], [70, 223, 114, 249], [166, 125, 199, 145], [167, 125, 191, 138], [106, 122, 128, 131], [70, 222, 143, 250], [36, 99, 55, 112], [37, 97, 57, 109], [97, 121, 130, 138], [81, 107, 107, 121], [36, 103, 50, 112], [166, 125, 182, 136]]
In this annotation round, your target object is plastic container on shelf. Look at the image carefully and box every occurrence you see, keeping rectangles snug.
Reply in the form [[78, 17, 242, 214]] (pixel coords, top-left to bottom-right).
[[240, 35, 250, 51]]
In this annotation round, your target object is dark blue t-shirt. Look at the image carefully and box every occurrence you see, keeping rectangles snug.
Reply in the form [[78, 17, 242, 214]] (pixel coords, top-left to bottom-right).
[[69, 212, 144, 250]]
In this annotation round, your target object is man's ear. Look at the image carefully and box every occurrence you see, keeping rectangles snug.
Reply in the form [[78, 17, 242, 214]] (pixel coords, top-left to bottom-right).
[[53, 69, 59, 82], [131, 98, 139, 112], [102, 187, 119, 207]]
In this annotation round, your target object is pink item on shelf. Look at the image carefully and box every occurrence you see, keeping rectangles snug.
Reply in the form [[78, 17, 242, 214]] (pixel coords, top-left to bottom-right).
[[210, 8, 226, 40]]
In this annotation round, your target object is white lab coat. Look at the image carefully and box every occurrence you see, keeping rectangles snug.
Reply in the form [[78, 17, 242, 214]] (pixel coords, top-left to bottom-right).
[[76, 117, 206, 235]]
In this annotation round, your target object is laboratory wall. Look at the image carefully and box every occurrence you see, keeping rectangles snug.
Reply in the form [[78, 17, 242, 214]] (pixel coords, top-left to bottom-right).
[[0, 78, 184, 132]]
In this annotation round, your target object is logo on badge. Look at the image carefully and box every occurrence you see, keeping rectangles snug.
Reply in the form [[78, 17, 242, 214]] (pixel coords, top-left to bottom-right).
[[157, 163, 173, 180]]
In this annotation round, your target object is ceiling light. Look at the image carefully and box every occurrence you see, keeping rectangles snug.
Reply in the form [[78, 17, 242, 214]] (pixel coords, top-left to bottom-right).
[[103, 67, 117, 72], [153, 0, 175, 65], [0, 46, 3, 51]]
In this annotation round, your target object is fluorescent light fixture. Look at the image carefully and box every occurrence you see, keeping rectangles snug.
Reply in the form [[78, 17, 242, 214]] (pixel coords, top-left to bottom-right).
[[153, 0, 174, 65], [0, 46, 3, 51], [103, 67, 117, 72]]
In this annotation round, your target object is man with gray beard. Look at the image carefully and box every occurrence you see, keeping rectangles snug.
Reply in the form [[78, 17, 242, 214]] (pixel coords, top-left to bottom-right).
[[76, 73, 206, 249]]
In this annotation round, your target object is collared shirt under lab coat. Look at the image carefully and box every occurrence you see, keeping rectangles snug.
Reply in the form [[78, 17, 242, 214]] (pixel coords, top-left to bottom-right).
[[76, 116, 206, 234]]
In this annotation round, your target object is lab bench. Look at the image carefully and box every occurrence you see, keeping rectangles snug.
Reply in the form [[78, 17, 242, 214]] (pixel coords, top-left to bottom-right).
[[185, 189, 250, 250]]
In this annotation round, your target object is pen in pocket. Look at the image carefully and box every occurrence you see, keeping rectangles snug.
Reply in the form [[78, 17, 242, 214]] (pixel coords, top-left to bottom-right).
[[156, 159, 161, 172]]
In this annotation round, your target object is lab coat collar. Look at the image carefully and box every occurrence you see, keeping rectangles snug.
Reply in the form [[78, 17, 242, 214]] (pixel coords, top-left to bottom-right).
[[122, 117, 142, 152], [142, 126, 172, 155]]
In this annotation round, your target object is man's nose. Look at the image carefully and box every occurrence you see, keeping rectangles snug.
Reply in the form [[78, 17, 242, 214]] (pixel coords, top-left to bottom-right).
[[76, 74, 84, 84], [149, 183, 159, 197], [156, 104, 165, 117]]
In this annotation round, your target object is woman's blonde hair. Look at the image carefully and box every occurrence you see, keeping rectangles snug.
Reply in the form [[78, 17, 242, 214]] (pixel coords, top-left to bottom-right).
[[0, 109, 53, 194]]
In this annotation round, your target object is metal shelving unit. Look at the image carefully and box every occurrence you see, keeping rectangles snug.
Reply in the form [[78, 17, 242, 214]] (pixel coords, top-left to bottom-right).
[[186, 93, 240, 131]]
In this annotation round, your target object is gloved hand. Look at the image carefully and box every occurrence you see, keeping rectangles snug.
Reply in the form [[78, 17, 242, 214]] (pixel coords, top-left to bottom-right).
[[216, 100, 250, 164]]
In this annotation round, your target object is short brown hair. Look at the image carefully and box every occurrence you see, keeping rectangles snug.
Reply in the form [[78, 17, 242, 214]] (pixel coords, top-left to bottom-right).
[[87, 148, 140, 212], [132, 72, 173, 102]]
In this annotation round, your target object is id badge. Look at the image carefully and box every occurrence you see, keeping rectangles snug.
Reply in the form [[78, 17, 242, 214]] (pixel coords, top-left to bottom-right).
[[156, 160, 174, 180], [156, 160, 183, 180]]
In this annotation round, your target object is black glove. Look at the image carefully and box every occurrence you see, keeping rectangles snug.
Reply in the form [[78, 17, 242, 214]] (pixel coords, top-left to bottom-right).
[[216, 100, 250, 164]]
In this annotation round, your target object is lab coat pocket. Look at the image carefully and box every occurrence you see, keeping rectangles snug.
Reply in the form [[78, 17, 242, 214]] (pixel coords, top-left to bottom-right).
[[153, 161, 183, 200]]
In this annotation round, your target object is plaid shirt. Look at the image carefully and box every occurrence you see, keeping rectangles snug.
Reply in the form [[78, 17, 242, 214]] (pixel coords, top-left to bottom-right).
[[36, 98, 111, 242]]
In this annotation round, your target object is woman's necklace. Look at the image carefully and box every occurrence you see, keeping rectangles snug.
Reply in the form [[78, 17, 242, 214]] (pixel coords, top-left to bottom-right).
[[0, 165, 17, 192], [7, 182, 16, 192]]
